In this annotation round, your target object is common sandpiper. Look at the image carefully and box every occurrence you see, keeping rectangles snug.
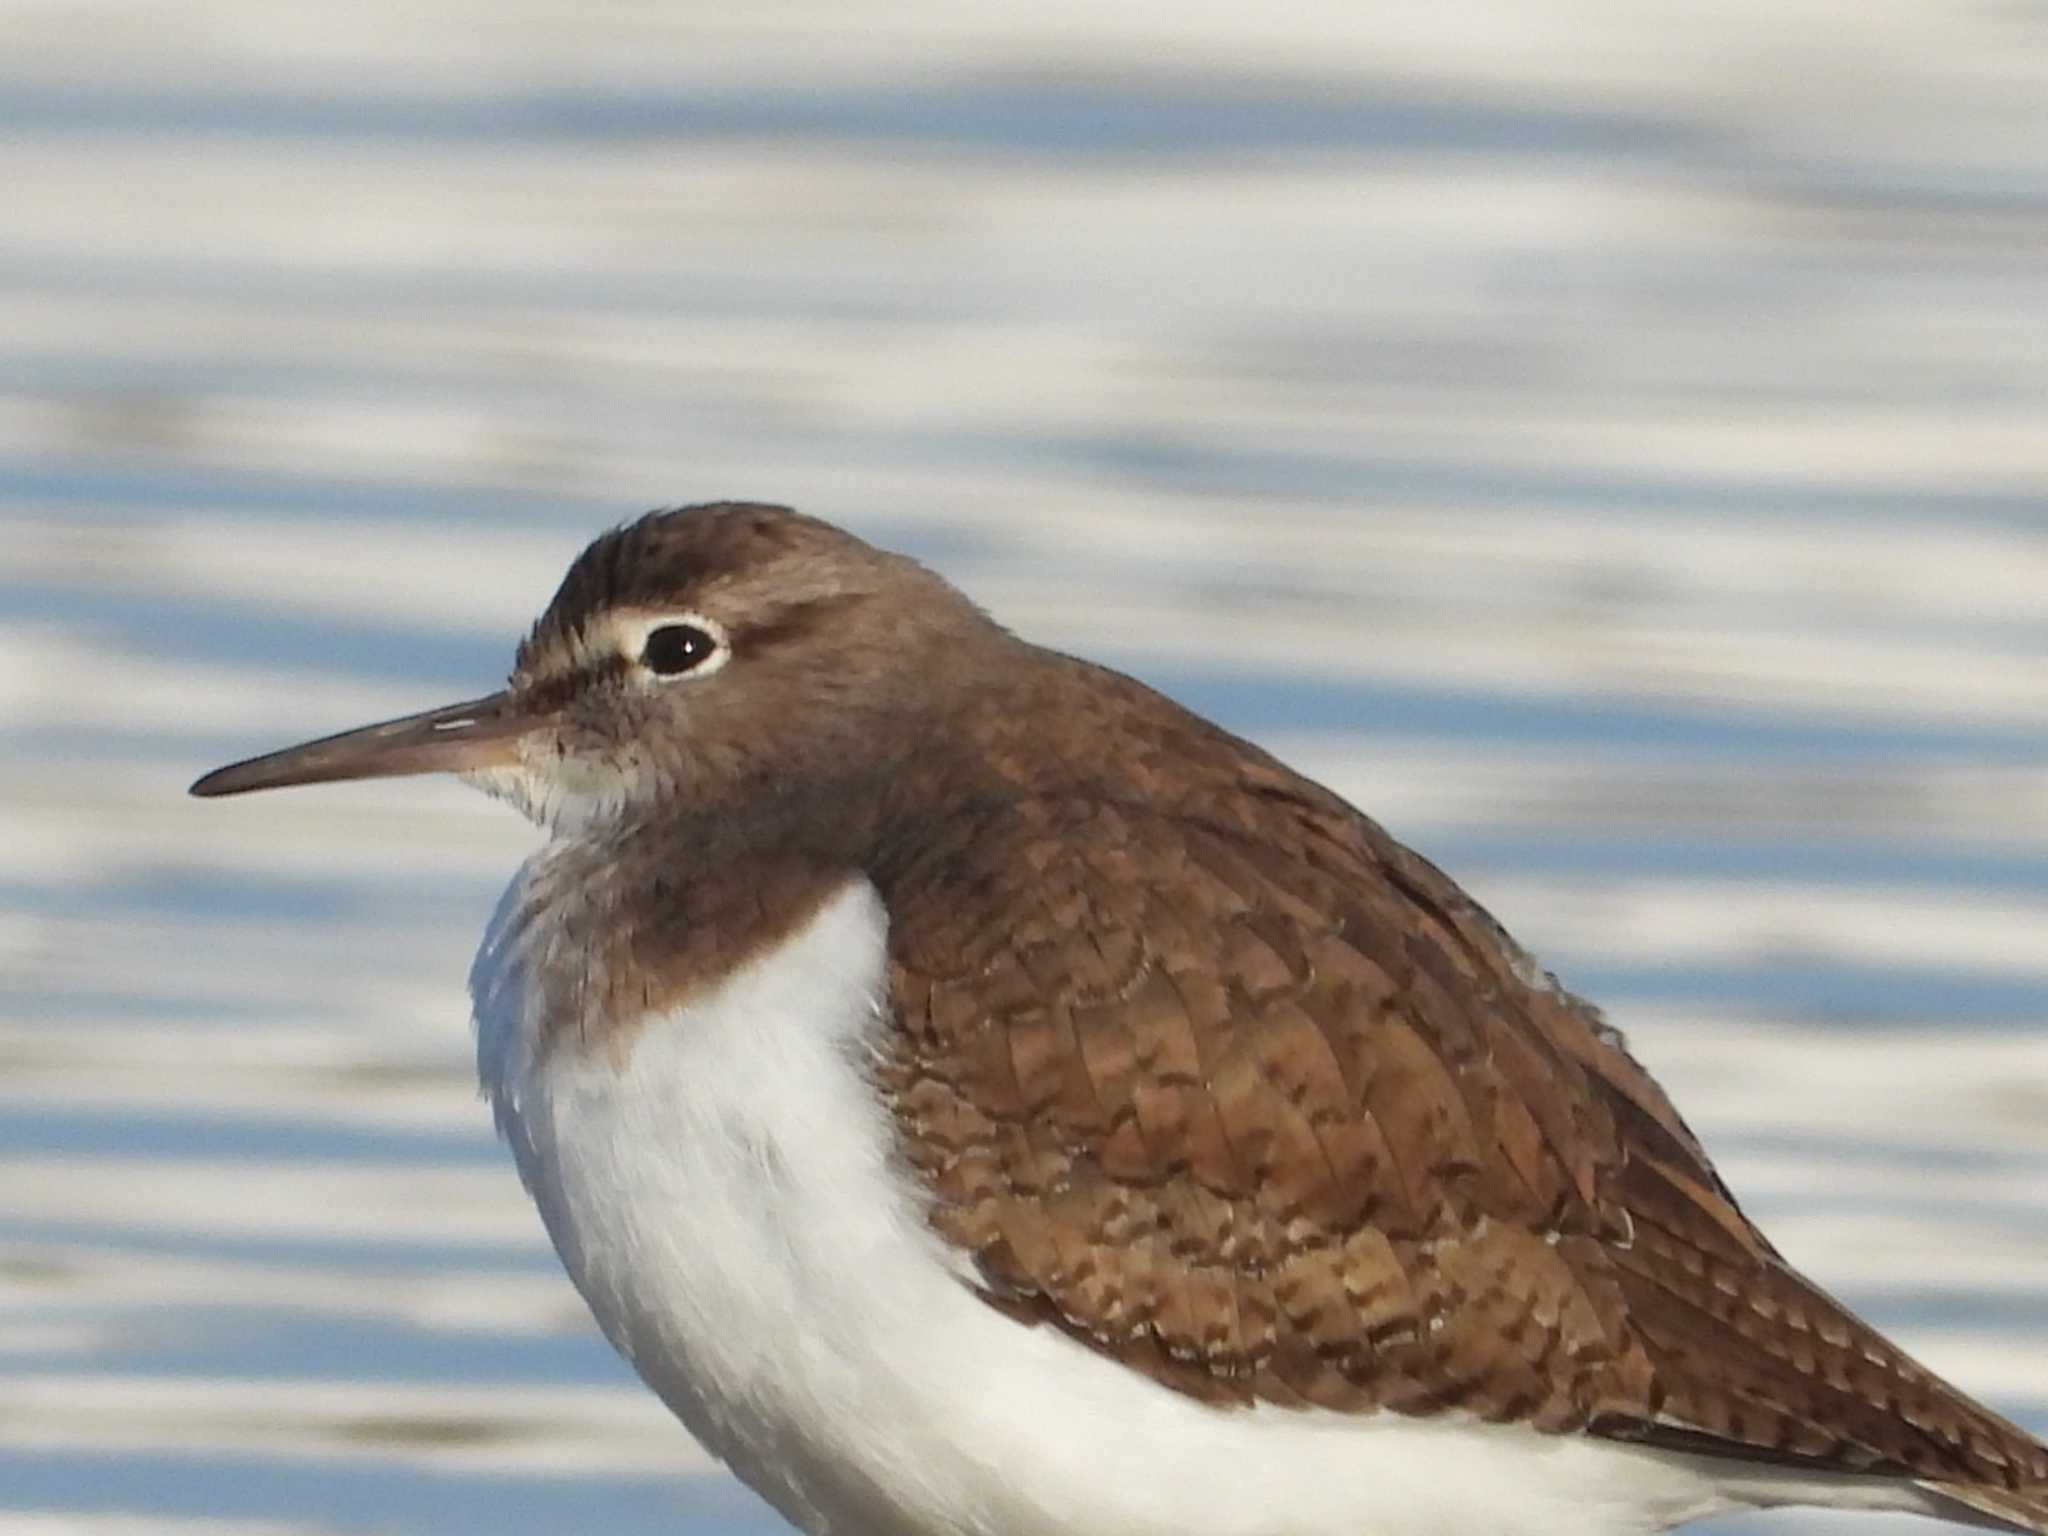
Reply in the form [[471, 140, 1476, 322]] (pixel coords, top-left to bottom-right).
[[192, 502, 2048, 1536]]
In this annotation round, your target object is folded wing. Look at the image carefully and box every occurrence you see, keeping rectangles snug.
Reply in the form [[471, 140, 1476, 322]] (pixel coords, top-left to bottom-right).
[[874, 786, 2048, 1531]]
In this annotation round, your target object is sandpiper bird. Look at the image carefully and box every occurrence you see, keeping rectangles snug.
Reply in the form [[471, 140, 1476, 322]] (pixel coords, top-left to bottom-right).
[[193, 502, 2046, 1536]]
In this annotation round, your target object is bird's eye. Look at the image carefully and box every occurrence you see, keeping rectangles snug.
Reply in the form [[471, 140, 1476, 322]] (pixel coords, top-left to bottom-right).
[[640, 622, 721, 678]]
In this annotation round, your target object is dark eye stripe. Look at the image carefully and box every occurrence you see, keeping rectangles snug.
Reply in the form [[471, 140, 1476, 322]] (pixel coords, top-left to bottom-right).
[[736, 593, 869, 651], [642, 623, 718, 676]]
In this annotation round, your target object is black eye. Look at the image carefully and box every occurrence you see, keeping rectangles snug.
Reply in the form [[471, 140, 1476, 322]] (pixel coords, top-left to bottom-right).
[[640, 623, 719, 677]]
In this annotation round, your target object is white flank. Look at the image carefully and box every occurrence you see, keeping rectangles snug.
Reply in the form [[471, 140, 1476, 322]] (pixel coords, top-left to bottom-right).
[[471, 864, 1963, 1536]]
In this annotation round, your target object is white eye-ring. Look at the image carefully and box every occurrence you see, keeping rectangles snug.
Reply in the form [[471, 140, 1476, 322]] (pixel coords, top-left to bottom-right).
[[627, 613, 731, 681]]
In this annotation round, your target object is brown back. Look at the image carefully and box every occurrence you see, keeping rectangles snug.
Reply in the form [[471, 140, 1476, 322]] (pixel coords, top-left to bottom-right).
[[868, 650, 2048, 1528]]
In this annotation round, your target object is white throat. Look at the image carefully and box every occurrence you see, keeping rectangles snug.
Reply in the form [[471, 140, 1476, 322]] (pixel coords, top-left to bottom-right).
[[460, 758, 629, 838]]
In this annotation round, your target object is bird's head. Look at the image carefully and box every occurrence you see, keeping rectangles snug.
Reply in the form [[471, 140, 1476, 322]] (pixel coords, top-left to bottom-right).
[[190, 503, 995, 836]]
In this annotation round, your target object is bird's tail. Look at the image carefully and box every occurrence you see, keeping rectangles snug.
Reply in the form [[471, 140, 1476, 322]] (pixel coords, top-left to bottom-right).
[[1921, 1481, 2048, 1536]]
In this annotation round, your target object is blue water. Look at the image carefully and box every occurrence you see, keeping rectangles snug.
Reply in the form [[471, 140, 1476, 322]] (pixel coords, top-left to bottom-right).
[[4, 8, 2045, 1534]]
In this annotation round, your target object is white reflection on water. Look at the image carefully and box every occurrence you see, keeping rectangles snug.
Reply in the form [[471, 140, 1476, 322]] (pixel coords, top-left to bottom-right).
[[2, 3, 2045, 1533]]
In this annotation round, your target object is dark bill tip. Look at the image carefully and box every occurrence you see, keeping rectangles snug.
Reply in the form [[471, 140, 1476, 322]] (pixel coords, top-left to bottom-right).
[[190, 691, 528, 798]]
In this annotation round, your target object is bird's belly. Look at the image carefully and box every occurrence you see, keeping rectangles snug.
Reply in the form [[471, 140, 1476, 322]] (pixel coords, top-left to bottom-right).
[[480, 875, 1021, 1536], [476, 876, 1735, 1536], [510, 1018, 936, 1536]]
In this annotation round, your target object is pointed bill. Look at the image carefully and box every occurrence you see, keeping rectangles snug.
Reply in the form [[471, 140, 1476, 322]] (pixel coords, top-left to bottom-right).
[[190, 691, 530, 798]]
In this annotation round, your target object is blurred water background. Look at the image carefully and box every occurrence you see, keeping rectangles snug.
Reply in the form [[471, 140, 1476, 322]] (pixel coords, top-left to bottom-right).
[[2, 3, 2046, 1533]]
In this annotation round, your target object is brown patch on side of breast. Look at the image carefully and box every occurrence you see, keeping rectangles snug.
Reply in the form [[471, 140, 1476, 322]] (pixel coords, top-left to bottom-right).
[[496, 830, 859, 1063]]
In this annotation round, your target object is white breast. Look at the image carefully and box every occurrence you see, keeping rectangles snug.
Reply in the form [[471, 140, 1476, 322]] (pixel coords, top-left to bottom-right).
[[470, 860, 1935, 1536]]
